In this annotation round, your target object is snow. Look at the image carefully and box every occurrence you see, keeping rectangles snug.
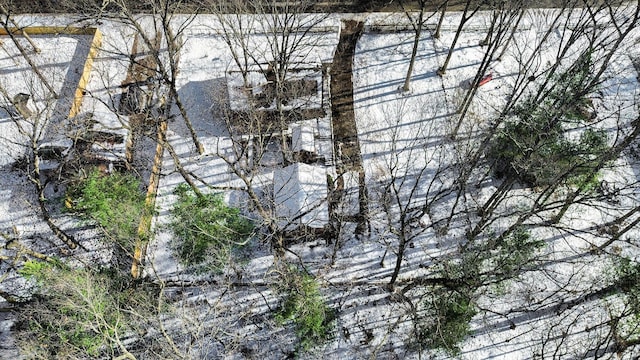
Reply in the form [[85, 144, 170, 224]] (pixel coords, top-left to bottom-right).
[[290, 121, 316, 153], [1, 6, 640, 360], [0, 33, 87, 166], [273, 162, 329, 229]]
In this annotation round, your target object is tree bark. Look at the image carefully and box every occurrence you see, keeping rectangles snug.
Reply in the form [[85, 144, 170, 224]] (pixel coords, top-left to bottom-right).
[[434, 0, 448, 39], [401, 0, 425, 92], [437, 0, 476, 76]]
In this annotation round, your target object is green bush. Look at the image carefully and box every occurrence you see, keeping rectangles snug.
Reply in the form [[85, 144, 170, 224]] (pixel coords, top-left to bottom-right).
[[487, 51, 609, 188], [18, 259, 52, 282], [419, 228, 543, 353], [612, 258, 640, 313], [608, 258, 640, 343], [170, 184, 254, 270], [420, 290, 476, 356], [489, 115, 608, 187], [446, 228, 544, 287], [17, 263, 125, 358], [275, 267, 334, 351], [486, 227, 545, 281], [67, 169, 146, 248]]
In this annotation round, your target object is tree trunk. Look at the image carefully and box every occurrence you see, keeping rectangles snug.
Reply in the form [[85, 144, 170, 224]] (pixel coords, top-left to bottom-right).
[[32, 153, 78, 249], [497, 9, 525, 60], [434, 0, 448, 39], [437, 0, 474, 76], [388, 228, 406, 288], [402, 4, 425, 92]]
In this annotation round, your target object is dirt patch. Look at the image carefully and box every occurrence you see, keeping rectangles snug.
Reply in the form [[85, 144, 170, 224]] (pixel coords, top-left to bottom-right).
[[330, 20, 369, 234], [330, 20, 364, 172]]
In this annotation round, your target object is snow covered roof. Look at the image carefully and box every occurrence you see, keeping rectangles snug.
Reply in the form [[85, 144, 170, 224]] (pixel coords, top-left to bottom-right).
[[273, 162, 329, 229], [290, 121, 316, 153]]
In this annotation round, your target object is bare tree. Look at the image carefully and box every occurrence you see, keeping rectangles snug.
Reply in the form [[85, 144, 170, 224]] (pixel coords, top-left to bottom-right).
[[452, 0, 526, 137], [400, 0, 430, 92], [0, 84, 78, 250], [208, 2, 257, 88], [83, 0, 205, 156], [211, 1, 329, 161], [394, 2, 640, 355], [437, 0, 485, 76], [369, 100, 451, 288], [0, 11, 55, 95], [434, 0, 449, 39]]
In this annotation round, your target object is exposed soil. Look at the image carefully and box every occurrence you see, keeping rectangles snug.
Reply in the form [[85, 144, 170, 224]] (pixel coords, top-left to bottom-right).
[[330, 20, 369, 234], [331, 20, 364, 172]]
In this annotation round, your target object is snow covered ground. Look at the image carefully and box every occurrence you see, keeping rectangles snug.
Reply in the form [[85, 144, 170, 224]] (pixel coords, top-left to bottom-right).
[[1, 6, 640, 359], [348, 7, 640, 359]]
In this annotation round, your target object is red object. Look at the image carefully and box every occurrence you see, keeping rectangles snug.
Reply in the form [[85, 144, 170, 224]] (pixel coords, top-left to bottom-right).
[[478, 73, 493, 86]]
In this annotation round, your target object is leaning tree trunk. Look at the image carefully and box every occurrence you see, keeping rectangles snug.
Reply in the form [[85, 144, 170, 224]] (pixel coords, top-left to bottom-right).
[[402, 3, 425, 92], [434, 0, 448, 39], [437, 0, 477, 76]]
